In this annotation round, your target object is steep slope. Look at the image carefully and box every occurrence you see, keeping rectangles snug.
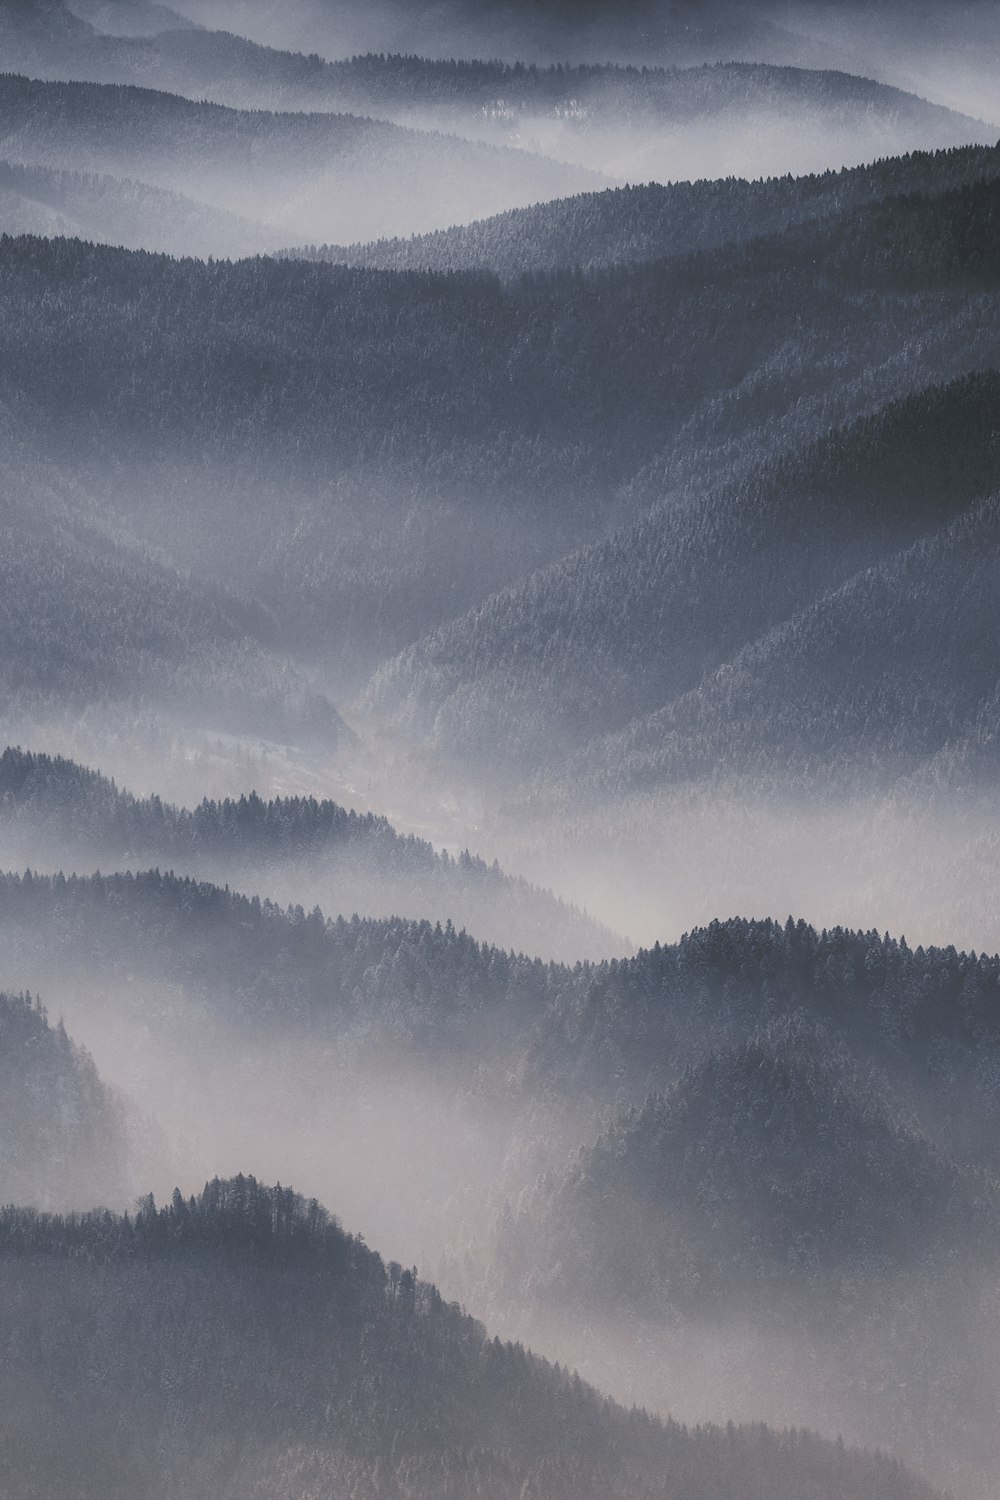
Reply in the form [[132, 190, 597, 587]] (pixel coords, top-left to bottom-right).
[[0, 747, 625, 959], [0, 1, 991, 184], [0, 157, 267, 255], [366, 371, 1000, 767], [4, 160, 1000, 682], [0, 457, 345, 748], [257, 57, 994, 184], [3, 882, 1000, 1176], [585, 489, 1000, 790], [303, 141, 1000, 275], [0, 986, 136, 1208], [0, 894, 995, 1490], [0, 1174, 940, 1500], [0, 73, 601, 245], [485, 1028, 1000, 1499], [496, 1033, 985, 1321]]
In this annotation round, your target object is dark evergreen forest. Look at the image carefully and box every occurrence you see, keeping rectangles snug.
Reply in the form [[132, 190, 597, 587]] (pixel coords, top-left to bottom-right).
[[1, 1, 998, 1495]]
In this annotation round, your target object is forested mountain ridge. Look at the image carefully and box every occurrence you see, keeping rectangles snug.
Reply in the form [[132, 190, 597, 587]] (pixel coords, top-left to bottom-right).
[[366, 371, 1000, 771], [1, 857, 997, 1491], [480, 1016, 1000, 1497], [298, 140, 1000, 276], [0, 1173, 942, 1500], [0, 455, 346, 746], [0, 156, 268, 255], [0, 986, 137, 1208], [5, 8, 1000, 1493], [581, 488, 1000, 793], [494, 1030, 992, 1320], [5, 871, 1000, 1162], [95, 0, 1000, 122], [0, 746, 625, 958], [2, 0, 989, 183], [0, 72, 602, 245], [4, 153, 1000, 685]]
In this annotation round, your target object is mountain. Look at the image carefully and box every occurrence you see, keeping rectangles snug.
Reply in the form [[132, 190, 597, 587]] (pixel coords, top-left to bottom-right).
[[163, 0, 1000, 122], [0, 1173, 941, 1500], [1, 867, 998, 1487], [4, 881, 1000, 1180], [0, 986, 137, 1208], [1, 2, 991, 186], [0, 453, 345, 751], [585, 487, 1000, 790], [494, 1031, 986, 1321], [0, 892, 997, 1490], [0, 157, 267, 255], [365, 371, 1000, 770], [0, 72, 601, 246], [0, 746, 625, 959], [484, 1024, 1000, 1499], [301, 140, 1000, 275], [249, 58, 994, 184], [5, 157, 1000, 691]]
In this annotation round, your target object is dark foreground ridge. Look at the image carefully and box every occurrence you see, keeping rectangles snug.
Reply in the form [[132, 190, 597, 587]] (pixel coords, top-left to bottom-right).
[[0, 1173, 941, 1500]]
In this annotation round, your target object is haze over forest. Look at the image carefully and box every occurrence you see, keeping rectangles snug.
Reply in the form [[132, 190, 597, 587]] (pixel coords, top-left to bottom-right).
[[0, 0, 998, 1496]]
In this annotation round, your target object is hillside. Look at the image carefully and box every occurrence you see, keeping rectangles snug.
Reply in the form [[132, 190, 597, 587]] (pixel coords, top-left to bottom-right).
[[0, 157, 267, 255], [366, 371, 1000, 769], [584, 489, 1000, 791], [0, 747, 625, 959], [1, 895, 997, 1490], [0, 1173, 941, 1500], [483, 1026, 1000, 1497], [153, 0, 970, 83], [0, 986, 136, 1208], [0, 72, 601, 245], [0, 455, 345, 748], [299, 141, 1000, 275], [0, 2, 990, 184], [4, 881, 1000, 1176], [495, 1033, 985, 1321], [4, 158, 1000, 687]]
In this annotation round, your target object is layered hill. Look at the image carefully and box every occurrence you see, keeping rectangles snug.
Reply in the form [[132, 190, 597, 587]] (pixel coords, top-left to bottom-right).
[[303, 141, 1000, 275], [0, 73, 600, 247], [494, 1033, 986, 1321], [0, 1173, 940, 1500], [0, 1, 990, 185], [4, 153, 1000, 683], [0, 157, 267, 255], [3, 882, 1000, 1175], [365, 370, 1000, 775], [0, 747, 624, 959], [0, 892, 996, 1489]]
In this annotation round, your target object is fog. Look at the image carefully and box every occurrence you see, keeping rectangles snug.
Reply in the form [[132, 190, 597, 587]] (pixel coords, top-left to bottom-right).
[[3, 2, 1000, 1497], [4, 826, 1000, 1497], [167, 0, 1000, 131]]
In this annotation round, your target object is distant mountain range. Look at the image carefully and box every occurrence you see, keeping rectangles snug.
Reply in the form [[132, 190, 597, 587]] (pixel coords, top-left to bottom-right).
[[0, 72, 601, 244], [3, 1, 993, 197]]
